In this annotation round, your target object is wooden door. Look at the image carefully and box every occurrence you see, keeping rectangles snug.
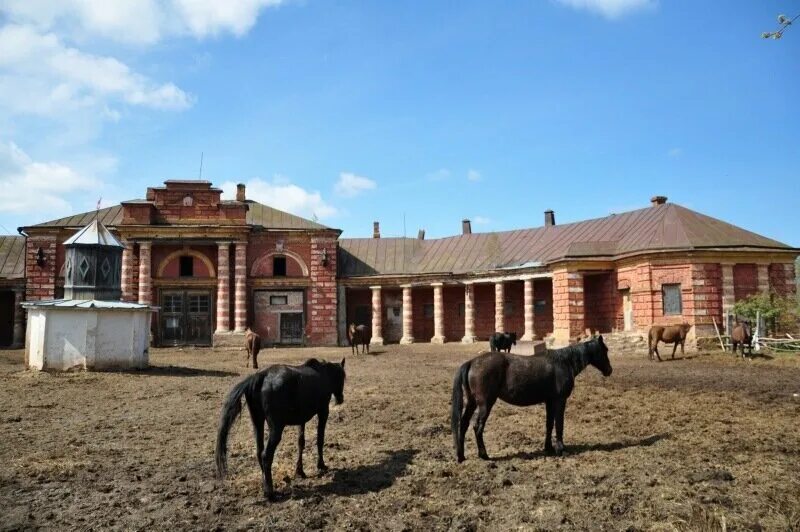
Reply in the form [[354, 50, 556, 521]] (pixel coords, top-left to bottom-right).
[[159, 290, 212, 346], [280, 312, 304, 344]]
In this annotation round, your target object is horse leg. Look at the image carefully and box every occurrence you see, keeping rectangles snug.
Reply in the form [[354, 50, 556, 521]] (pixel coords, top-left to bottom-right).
[[247, 401, 265, 472], [553, 398, 567, 457], [262, 422, 284, 501], [245, 347, 251, 368], [316, 409, 329, 473], [544, 400, 555, 454], [671, 341, 678, 360], [457, 397, 477, 462], [654, 341, 663, 362], [252, 348, 259, 370], [295, 424, 306, 478], [473, 399, 496, 460]]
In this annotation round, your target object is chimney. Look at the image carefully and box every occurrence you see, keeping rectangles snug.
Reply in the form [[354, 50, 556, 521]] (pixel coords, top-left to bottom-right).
[[373, 221, 380, 239], [417, 229, 425, 240], [462, 219, 472, 235], [544, 210, 556, 227], [650, 195, 667, 206], [236, 183, 246, 202]]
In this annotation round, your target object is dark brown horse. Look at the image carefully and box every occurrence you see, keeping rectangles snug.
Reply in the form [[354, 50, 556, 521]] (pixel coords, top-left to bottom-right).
[[245, 328, 261, 369], [731, 321, 752, 358], [648, 323, 692, 361], [347, 323, 371, 355], [216, 358, 346, 501], [451, 336, 612, 462]]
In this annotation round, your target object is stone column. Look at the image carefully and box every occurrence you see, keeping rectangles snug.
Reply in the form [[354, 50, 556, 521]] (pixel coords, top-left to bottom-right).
[[233, 242, 247, 332], [400, 285, 414, 344], [494, 281, 505, 333], [520, 278, 536, 341], [216, 242, 231, 333], [137, 241, 152, 305], [721, 263, 735, 325], [12, 288, 25, 348], [370, 285, 384, 346], [552, 269, 584, 346], [431, 282, 445, 344], [462, 282, 477, 343], [120, 240, 134, 302], [757, 264, 770, 294]]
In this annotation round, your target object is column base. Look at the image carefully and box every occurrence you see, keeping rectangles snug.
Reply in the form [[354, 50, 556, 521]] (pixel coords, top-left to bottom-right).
[[461, 335, 477, 344], [520, 333, 537, 342], [234, 327, 247, 333], [430, 336, 446, 344], [400, 336, 415, 345], [370, 337, 384, 346]]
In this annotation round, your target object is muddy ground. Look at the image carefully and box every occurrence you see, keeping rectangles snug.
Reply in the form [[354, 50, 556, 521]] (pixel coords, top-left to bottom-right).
[[1, 343, 800, 531]]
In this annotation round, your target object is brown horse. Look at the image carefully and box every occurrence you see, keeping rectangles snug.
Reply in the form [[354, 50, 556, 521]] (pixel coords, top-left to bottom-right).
[[731, 321, 752, 358], [347, 323, 371, 355], [245, 328, 262, 369], [451, 336, 612, 462], [648, 323, 692, 361]]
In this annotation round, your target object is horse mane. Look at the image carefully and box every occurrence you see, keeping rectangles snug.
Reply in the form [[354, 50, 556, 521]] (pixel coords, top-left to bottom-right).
[[546, 339, 596, 374], [303, 358, 325, 370]]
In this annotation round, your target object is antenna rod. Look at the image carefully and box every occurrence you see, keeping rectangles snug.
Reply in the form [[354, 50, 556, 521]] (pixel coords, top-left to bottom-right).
[[199, 152, 204, 179]]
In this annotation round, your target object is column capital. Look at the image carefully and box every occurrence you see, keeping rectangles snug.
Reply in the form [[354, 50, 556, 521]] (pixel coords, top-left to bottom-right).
[[399, 283, 413, 289], [216, 241, 232, 247], [369, 285, 383, 291], [430, 282, 444, 288]]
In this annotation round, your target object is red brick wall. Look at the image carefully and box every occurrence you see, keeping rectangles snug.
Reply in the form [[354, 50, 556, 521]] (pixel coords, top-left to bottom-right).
[[25, 236, 57, 300], [248, 234, 311, 278], [533, 279, 553, 336], [411, 287, 434, 342], [307, 237, 338, 345], [584, 271, 617, 333], [443, 285, 465, 341], [733, 264, 758, 301], [473, 283, 495, 339], [152, 244, 217, 278], [691, 263, 722, 332], [504, 281, 524, 336]]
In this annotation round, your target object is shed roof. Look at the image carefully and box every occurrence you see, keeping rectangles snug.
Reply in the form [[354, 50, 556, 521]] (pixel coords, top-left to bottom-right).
[[338, 203, 795, 277], [0, 235, 25, 280], [63, 220, 124, 248]]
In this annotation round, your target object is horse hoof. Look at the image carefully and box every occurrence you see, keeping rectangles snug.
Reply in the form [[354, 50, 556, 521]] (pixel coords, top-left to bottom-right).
[[456, 455, 465, 463], [317, 465, 329, 475], [296, 469, 307, 479], [479, 453, 490, 461], [266, 492, 278, 502]]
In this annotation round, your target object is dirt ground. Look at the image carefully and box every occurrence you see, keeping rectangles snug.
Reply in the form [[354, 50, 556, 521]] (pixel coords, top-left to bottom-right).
[[1, 342, 800, 531]]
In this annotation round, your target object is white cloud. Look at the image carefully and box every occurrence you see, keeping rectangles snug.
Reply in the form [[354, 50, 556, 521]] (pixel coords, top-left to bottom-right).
[[0, 0, 287, 44], [0, 24, 193, 118], [474, 216, 491, 225], [427, 168, 451, 181], [0, 141, 102, 215], [467, 169, 481, 182], [553, 0, 656, 19], [222, 177, 338, 220], [334, 172, 376, 198]]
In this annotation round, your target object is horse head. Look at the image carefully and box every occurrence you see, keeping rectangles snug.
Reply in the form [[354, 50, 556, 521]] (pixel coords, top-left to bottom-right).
[[329, 358, 346, 405], [589, 335, 613, 377]]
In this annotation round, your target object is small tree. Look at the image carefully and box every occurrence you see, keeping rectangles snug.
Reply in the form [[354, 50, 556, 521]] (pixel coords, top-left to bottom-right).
[[731, 292, 800, 335]]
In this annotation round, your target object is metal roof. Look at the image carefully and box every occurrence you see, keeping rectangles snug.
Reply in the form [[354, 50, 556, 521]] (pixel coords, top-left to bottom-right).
[[0, 235, 25, 280], [63, 220, 124, 248], [28, 200, 335, 231], [339, 203, 796, 277]]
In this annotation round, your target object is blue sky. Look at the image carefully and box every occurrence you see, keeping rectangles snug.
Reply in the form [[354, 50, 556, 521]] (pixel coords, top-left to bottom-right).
[[0, 0, 798, 245]]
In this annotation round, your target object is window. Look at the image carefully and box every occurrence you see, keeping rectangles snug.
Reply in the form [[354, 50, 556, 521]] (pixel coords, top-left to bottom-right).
[[662, 284, 682, 315], [423, 304, 434, 318], [270, 295, 288, 305], [179, 256, 194, 277], [457, 303, 465, 317], [534, 299, 547, 314], [504, 301, 514, 317], [273, 256, 287, 277]]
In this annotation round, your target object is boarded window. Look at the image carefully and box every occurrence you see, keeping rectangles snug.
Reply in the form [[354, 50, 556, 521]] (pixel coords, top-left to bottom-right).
[[457, 303, 465, 317], [179, 256, 194, 277], [534, 299, 547, 314], [504, 301, 514, 317], [270, 295, 288, 305], [273, 256, 287, 277], [423, 304, 434, 318], [662, 284, 682, 315]]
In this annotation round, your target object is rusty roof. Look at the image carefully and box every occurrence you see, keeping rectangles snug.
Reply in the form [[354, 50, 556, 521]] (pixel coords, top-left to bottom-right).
[[0, 235, 26, 280], [339, 203, 796, 278], [25, 200, 334, 232]]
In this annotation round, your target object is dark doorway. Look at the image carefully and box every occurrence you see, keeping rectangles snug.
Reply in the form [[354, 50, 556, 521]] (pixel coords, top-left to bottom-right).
[[0, 291, 13, 347], [159, 289, 212, 346], [273, 256, 287, 277], [280, 312, 304, 344]]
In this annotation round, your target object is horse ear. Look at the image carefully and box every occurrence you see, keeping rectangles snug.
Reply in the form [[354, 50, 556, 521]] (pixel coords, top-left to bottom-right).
[[341, 358, 346, 368], [597, 334, 604, 344]]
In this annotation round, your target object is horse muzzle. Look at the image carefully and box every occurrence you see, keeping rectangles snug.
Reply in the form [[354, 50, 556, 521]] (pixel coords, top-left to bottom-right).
[[602, 366, 613, 377], [334, 395, 344, 405]]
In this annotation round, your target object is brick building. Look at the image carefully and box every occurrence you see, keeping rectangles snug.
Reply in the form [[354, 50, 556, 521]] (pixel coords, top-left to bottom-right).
[[0, 183, 797, 348]]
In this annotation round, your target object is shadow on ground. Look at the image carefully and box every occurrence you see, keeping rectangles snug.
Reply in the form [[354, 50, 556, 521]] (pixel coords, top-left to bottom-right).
[[494, 433, 670, 461]]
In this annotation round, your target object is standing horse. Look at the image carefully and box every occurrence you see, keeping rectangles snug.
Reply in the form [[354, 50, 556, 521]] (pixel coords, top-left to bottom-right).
[[648, 323, 692, 361], [347, 323, 371, 355], [489, 332, 517, 353], [215, 358, 346, 501], [451, 336, 612, 462], [731, 321, 752, 358], [245, 328, 261, 369]]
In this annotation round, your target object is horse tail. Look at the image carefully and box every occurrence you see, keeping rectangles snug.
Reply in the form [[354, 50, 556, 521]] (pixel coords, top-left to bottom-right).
[[215, 372, 262, 479], [451, 360, 471, 447]]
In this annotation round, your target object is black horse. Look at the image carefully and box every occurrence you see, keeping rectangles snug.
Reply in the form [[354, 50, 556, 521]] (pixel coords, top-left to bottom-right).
[[215, 358, 346, 501], [452, 336, 612, 462], [348, 323, 371, 355], [489, 332, 517, 353]]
